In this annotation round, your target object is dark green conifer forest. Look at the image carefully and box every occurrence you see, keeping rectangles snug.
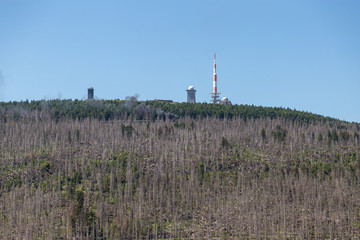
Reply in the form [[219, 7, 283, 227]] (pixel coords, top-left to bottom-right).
[[0, 99, 359, 238]]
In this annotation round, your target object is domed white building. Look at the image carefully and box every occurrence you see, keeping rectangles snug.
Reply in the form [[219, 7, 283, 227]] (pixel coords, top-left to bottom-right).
[[186, 86, 196, 103], [220, 97, 232, 105]]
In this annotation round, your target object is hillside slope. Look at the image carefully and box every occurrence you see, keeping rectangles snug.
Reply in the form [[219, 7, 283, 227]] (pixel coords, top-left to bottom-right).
[[0, 100, 359, 238]]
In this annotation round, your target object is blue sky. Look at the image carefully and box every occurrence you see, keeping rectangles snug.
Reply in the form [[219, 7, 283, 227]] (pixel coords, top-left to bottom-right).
[[0, 1, 359, 122]]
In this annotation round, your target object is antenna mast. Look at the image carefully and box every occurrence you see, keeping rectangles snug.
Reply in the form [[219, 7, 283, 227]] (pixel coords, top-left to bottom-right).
[[210, 53, 220, 104]]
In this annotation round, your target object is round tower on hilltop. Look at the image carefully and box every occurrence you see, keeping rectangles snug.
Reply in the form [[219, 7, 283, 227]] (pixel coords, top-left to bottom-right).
[[186, 86, 196, 103]]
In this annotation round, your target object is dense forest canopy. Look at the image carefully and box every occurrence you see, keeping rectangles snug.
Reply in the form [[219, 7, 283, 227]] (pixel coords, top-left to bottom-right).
[[0, 99, 356, 125], [1, 99, 360, 238]]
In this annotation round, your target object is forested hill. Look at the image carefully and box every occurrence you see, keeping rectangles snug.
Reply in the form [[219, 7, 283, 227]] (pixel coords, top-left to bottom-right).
[[0, 99, 351, 124], [1, 98, 360, 238]]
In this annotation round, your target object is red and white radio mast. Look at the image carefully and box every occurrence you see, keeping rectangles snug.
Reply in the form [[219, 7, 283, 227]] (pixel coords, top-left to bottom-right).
[[210, 53, 220, 104]]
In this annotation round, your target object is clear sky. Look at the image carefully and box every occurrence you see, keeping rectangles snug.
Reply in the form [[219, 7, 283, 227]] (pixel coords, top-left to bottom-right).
[[0, 0, 359, 122]]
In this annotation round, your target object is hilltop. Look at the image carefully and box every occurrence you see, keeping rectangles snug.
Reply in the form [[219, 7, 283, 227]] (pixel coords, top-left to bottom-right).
[[0, 99, 352, 124]]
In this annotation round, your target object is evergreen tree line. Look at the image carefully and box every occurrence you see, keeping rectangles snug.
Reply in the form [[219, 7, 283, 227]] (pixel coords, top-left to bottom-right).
[[1, 99, 355, 125]]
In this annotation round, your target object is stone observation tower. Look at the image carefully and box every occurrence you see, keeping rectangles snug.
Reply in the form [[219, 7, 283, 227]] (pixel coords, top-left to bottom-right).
[[88, 87, 94, 100]]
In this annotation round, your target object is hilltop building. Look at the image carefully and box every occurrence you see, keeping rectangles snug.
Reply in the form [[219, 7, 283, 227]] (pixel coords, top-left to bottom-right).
[[88, 87, 94, 100], [154, 99, 173, 103], [186, 86, 196, 103], [220, 97, 232, 105]]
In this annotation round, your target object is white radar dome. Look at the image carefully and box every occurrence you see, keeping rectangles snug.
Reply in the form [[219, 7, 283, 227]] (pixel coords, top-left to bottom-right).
[[222, 97, 229, 101], [188, 86, 195, 90]]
